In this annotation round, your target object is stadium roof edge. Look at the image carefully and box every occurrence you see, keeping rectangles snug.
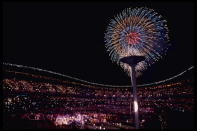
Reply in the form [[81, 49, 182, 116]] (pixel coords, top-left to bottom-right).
[[3, 62, 194, 88]]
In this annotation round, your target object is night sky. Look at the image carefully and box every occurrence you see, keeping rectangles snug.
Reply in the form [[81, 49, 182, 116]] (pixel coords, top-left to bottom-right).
[[3, 1, 194, 85]]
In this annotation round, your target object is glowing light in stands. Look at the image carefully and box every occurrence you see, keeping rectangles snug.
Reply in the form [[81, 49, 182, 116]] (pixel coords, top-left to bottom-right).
[[134, 100, 138, 112]]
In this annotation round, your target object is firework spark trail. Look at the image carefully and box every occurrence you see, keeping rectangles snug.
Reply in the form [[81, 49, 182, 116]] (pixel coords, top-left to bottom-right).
[[3, 62, 193, 87], [105, 7, 170, 77]]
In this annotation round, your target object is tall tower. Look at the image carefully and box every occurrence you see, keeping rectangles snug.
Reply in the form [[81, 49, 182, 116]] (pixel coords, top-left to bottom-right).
[[120, 56, 145, 129]]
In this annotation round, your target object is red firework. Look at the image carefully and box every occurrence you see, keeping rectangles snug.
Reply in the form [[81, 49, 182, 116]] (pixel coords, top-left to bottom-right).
[[125, 32, 141, 45]]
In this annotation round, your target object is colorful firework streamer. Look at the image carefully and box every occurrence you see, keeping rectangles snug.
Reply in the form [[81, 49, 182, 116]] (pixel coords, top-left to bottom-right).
[[105, 7, 170, 77]]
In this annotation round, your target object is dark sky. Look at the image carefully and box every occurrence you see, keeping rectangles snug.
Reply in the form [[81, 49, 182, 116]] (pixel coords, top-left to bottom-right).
[[3, 1, 194, 85]]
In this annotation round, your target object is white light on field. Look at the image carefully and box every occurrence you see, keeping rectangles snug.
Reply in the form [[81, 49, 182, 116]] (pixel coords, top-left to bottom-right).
[[134, 101, 138, 112]]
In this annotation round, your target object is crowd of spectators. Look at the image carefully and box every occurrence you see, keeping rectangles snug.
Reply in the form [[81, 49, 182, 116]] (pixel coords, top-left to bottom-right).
[[3, 72, 193, 129]]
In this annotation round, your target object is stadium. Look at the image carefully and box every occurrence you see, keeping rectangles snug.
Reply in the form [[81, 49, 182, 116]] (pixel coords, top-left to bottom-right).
[[3, 63, 194, 129], [3, 1, 194, 129]]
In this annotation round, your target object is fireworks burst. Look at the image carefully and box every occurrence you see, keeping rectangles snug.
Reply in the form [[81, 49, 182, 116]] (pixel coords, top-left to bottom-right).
[[105, 7, 170, 77]]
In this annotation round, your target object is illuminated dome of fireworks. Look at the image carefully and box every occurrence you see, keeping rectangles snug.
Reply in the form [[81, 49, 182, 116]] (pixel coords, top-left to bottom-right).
[[105, 7, 170, 77]]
